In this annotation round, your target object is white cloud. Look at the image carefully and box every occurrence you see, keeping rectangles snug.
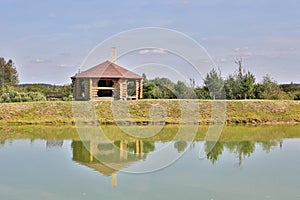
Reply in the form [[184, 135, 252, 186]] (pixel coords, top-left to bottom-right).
[[232, 46, 253, 57], [216, 58, 229, 63], [70, 21, 110, 30], [31, 58, 46, 63], [138, 48, 167, 55], [57, 63, 73, 68]]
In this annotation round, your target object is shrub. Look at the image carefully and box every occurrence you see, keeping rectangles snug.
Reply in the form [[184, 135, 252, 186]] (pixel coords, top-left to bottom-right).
[[0, 90, 45, 103]]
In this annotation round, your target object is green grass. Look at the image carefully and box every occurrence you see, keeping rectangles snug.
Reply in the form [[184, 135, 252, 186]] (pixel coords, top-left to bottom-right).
[[0, 100, 299, 125]]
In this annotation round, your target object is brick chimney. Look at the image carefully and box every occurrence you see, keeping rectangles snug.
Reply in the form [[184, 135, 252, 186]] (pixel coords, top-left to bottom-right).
[[111, 47, 116, 63]]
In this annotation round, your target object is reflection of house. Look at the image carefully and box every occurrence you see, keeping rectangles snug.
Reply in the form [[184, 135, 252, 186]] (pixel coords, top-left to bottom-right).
[[71, 48, 143, 100], [71, 140, 146, 187], [46, 140, 64, 148]]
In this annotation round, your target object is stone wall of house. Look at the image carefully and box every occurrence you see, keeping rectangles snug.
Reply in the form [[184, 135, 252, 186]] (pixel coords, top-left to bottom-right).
[[139, 79, 143, 99], [114, 79, 128, 100], [90, 79, 98, 99], [84, 78, 90, 100], [119, 79, 128, 100], [73, 79, 80, 99]]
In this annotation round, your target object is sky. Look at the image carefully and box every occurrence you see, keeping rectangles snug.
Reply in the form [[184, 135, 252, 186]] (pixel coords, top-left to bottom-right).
[[0, 0, 299, 85]]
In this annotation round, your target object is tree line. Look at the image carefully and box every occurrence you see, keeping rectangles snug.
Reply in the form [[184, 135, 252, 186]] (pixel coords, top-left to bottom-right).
[[1, 56, 299, 102], [142, 58, 300, 100], [0, 57, 72, 103]]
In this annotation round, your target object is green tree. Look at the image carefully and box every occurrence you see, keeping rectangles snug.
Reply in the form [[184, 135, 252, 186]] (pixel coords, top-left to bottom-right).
[[225, 75, 237, 99], [142, 73, 148, 83], [241, 71, 256, 99], [204, 68, 224, 100], [225, 58, 255, 99], [143, 81, 156, 98], [194, 87, 210, 99], [152, 77, 176, 99], [174, 80, 196, 99], [280, 82, 300, 100], [142, 76, 176, 99], [0, 57, 19, 88], [234, 58, 256, 99], [259, 75, 289, 99]]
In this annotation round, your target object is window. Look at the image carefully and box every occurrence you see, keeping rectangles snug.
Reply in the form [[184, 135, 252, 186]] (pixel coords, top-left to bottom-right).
[[97, 90, 113, 97], [127, 80, 135, 96], [98, 80, 113, 87], [79, 79, 85, 97]]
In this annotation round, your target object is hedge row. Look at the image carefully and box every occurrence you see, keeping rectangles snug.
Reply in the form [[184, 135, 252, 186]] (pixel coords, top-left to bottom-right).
[[0, 91, 46, 103]]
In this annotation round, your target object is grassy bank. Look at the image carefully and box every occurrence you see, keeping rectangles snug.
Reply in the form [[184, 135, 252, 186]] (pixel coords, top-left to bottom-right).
[[0, 100, 299, 125]]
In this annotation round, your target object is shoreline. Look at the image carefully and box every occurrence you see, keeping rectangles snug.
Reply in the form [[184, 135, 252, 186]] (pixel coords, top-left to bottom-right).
[[0, 100, 299, 126]]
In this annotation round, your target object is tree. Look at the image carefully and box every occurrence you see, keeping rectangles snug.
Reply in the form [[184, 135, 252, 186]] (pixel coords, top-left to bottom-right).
[[194, 87, 210, 99], [280, 82, 300, 100], [204, 68, 224, 100], [0, 57, 19, 88], [225, 75, 237, 99], [235, 58, 256, 99], [241, 71, 256, 99], [143, 81, 156, 99], [142, 73, 148, 83], [174, 80, 196, 99], [225, 58, 255, 99], [152, 77, 176, 99], [259, 75, 289, 99]]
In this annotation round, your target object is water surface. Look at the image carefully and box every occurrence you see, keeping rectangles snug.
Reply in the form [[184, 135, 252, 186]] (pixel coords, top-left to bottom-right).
[[0, 125, 300, 200]]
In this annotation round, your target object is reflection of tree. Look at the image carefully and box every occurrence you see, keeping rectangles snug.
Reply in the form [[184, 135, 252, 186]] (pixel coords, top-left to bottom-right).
[[224, 141, 255, 166], [174, 141, 188, 153], [205, 140, 283, 166], [237, 141, 255, 165], [0, 140, 5, 147], [142, 141, 155, 153], [205, 141, 224, 164], [260, 140, 282, 153]]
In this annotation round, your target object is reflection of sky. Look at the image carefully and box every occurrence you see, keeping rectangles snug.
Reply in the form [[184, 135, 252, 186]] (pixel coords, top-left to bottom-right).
[[0, 139, 300, 199], [1, 0, 299, 84]]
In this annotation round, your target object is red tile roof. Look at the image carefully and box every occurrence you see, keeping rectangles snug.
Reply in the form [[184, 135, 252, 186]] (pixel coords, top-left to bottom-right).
[[71, 61, 142, 79]]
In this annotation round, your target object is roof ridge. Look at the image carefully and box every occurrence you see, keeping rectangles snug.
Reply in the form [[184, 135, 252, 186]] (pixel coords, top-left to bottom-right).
[[71, 60, 142, 79]]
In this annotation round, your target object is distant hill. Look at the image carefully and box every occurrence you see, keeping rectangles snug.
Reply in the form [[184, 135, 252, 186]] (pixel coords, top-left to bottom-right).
[[280, 83, 300, 87], [19, 83, 64, 87]]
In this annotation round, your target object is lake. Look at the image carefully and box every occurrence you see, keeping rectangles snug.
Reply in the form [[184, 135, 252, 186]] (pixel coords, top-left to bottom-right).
[[0, 125, 300, 200]]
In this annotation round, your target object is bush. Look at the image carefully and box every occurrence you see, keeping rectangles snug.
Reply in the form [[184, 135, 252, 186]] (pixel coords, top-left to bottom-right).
[[28, 91, 46, 101], [0, 90, 46, 103], [293, 91, 300, 100]]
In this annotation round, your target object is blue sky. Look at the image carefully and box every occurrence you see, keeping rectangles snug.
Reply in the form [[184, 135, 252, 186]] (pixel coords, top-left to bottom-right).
[[0, 0, 299, 85]]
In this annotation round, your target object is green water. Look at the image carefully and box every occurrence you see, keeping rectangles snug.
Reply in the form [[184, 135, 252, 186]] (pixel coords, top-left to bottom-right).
[[0, 125, 300, 200]]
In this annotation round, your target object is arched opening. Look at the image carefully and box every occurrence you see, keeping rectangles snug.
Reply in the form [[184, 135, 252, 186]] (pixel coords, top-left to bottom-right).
[[127, 80, 135, 96], [79, 79, 85, 97]]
